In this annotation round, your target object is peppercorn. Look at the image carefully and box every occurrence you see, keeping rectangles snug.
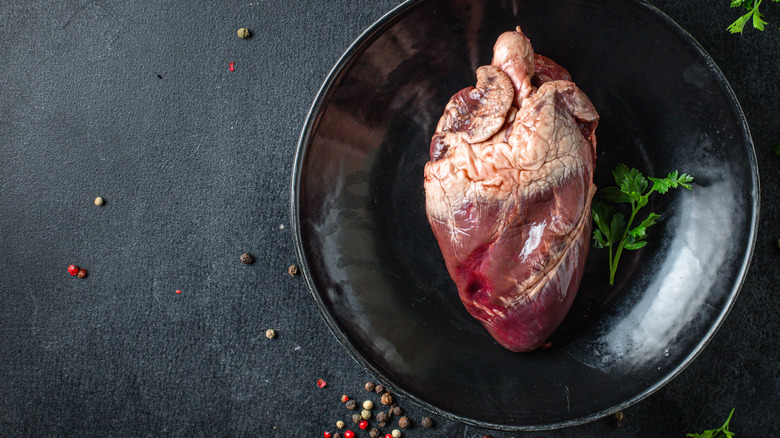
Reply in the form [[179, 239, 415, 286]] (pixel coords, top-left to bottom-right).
[[333, 434, 342, 438], [345, 399, 357, 410], [378, 421, 386, 427], [352, 413, 362, 423], [288, 264, 299, 276], [374, 384, 385, 394], [392, 406, 402, 416], [398, 416, 410, 428], [336, 420, 345, 429], [481, 435, 492, 438], [237, 28, 250, 39], [344, 431, 355, 438], [341, 395, 349, 403], [363, 400, 374, 410], [265, 329, 276, 339], [323, 432, 331, 438], [77, 268, 88, 279], [369, 428, 380, 438], [365, 381, 376, 392], [68, 265, 79, 276], [94, 197, 104, 206], [380, 393, 393, 406], [358, 420, 368, 430], [361, 409, 371, 420], [421, 416, 433, 428], [375, 411, 388, 423], [611, 411, 624, 429], [384, 434, 392, 438], [391, 430, 401, 438], [317, 378, 327, 388], [240, 253, 254, 264]]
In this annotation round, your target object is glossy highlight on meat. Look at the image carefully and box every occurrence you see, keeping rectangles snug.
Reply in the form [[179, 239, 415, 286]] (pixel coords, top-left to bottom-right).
[[423, 27, 599, 352]]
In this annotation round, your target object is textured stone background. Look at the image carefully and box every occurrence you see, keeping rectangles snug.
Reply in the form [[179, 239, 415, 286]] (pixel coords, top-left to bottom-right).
[[1, 0, 778, 436]]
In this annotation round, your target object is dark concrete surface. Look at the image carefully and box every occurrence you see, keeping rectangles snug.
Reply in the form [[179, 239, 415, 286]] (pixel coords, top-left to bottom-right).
[[1, 0, 778, 436]]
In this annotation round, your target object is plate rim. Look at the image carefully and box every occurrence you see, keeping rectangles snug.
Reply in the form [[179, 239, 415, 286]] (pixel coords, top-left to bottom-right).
[[289, 0, 760, 430]]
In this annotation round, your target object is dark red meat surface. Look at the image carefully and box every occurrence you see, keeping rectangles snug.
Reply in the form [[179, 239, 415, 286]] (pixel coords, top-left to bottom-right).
[[423, 27, 599, 352]]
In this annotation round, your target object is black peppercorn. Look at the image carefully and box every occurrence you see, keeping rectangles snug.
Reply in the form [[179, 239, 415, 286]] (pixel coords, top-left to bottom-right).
[[381, 392, 393, 405], [376, 411, 388, 423], [365, 381, 376, 392], [374, 384, 385, 394], [369, 428, 380, 438], [345, 399, 357, 410], [398, 416, 410, 428], [392, 406, 402, 416], [77, 268, 88, 279], [240, 253, 254, 264], [421, 416, 434, 428], [378, 421, 387, 427]]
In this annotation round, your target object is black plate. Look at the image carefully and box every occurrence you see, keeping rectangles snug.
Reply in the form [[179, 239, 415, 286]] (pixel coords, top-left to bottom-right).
[[291, 0, 758, 430]]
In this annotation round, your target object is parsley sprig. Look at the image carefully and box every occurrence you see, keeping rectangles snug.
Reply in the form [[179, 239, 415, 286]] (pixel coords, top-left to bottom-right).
[[686, 408, 736, 438], [591, 164, 694, 285], [727, 0, 779, 34]]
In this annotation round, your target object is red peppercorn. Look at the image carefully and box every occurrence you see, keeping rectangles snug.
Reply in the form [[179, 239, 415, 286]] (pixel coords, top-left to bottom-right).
[[344, 431, 355, 438], [229, 62, 235, 72], [324, 432, 331, 438], [68, 265, 79, 276], [358, 420, 368, 430], [385, 434, 392, 438], [341, 394, 350, 403], [77, 268, 88, 279], [317, 378, 327, 388]]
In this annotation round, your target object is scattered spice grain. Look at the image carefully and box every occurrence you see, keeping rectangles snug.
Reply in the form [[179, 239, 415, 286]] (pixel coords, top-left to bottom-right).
[[345, 399, 357, 410], [317, 378, 327, 388], [380, 393, 393, 406], [240, 253, 254, 264], [374, 384, 385, 394], [391, 430, 401, 438], [365, 381, 376, 392], [77, 268, 88, 279], [369, 428, 380, 438], [421, 416, 434, 428], [94, 197, 104, 206], [363, 400, 374, 410], [392, 406, 402, 416], [398, 416, 409, 428], [336, 420, 345, 429], [237, 28, 250, 38], [265, 329, 276, 339], [288, 265, 299, 276], [361, 409, 371, 420]]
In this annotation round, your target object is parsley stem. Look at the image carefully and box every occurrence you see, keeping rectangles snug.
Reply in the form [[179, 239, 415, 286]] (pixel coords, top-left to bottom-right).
[[609, 202, 640, 285]]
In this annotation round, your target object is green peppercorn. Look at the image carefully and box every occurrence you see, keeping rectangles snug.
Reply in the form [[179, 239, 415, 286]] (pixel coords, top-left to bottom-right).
[[352, 412, 362, 423], [237, 28, 250, 39], [361, 409, 371, 420], [369, 428, 380, 438]]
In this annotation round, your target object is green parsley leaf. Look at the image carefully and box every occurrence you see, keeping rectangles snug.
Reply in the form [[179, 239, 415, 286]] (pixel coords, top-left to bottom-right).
[[601, 186, 631, 203], [592, 229, 607, 248], [592, 164, 694, 285], [727, 0, 777, 33], [686, 408, 736, 438]]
